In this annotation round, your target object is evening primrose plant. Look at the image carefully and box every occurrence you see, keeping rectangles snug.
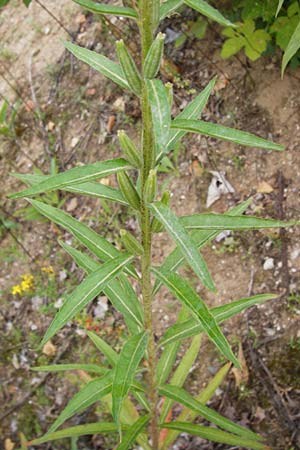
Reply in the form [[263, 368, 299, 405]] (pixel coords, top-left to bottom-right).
[[10, 1, 291, 449]]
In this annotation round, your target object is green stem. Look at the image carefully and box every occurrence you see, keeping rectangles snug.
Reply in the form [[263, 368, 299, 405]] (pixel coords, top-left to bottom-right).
[[139, 1, 159, 449]]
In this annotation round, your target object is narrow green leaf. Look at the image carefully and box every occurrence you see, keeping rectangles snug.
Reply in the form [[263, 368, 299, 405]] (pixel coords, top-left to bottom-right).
[[48, 373, 112, 434], [10, 158, 131, 199], [65, 41, 131, 91], [157, 342, 181, 385], [29, 423, 119, 446], [153, 198, 252, 295], [159, 293, 277, 347], [184, 0, 235, 27], [12, 173, 129, 206], [41, 254, 134, 346], [162, 363, 231, 449], [87, 331, 118, 366], [116, 415, 150, 450], [282, 19, 300, 76], [29, 200, 137, 279], [59, 241, 143, 333], [181, 213, 293, 230], [160, 335, 201, 423], [166, 77, 217, 153], [159, 385, 260, 441], [161, 423, 266, 449], [153, 268, 239, 367], [73, 0, 138, 19], [276, 0, 285, 17], [112, 332, 148, 430], [146, 79, 171, 156], [149, 202, 215, 292], [31, 364, 108, 375], [171, 119, 284, 151], [160, 0, 183, 20]]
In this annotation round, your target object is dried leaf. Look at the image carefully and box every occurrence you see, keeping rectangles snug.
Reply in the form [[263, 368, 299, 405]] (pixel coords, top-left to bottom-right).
[[213, 73, 229, 92], [42, 340, 57, 357], [66, 197, 78, 212], [257, 181, 273, 194], [231, 343, 249, 387], [4, 438, 15, 450], [47, 121, 55, 131], [107, 115, 116, 133], [206, 171, 235, 208]]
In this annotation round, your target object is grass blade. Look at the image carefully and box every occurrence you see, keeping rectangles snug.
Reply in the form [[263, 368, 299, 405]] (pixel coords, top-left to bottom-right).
[[153, 268, 239, 367], [87, 331, 118, 366], [159, 385, 261, 441], [10, 158, 131, 199], [184, 0, 235, 27], [149, 202, 215, 292], [181, 213, 294, 230], [160, 0, 184, 20], [153, 198, 252, 295], [29, 200, 137, 279], [65, 41, 131, 90], [160, 423, 267, 449], [282, 19, 300, 77], [31, 364, 108, 375], [28, 423, 119, 445], [171, 119, 284, 151], [41, 254, 134, 346], [73, 0, 138, 19], [116, 415, 150, 450], [159, 293, 277, 347], [48, 373, 112, 434], [112, 332, 148, 431]]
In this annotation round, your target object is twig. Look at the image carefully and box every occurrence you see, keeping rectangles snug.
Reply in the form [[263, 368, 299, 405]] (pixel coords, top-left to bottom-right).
[[0, 215, 35, 261], [35, 0, 73, 39]]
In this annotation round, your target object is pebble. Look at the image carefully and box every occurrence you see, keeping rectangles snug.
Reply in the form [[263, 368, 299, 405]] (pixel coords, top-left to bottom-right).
[[263, 257, 274, 270]]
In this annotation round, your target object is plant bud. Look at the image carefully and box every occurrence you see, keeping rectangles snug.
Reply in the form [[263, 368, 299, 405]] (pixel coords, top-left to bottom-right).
[[165, 82, 173, 109], [144, 169, 157, 203], [120, 229, 144, 256], [117, 171, 141, 210], [151, 191, 170, 232], [118, 130, 142, 168], [144, 32, 165, 79], [116, 39, 142, 96]]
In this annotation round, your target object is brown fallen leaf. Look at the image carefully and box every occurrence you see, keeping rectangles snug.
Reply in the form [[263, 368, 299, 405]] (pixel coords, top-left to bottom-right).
[[75, 13, 87, 25], [107, 115, 116, 133], [257, 181, 274, 194], [47, 121, 55, 132], [66, 197, 78, 212], [214, 73, 229, 92], [5, 438, 15, 450], [189, 157, 203, 178], [42, 340, 57, 357], [232, 343, 249, 387]]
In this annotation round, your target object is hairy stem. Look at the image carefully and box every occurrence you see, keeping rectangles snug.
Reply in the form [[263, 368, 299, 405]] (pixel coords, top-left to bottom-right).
[[140, 1, 159, 449]]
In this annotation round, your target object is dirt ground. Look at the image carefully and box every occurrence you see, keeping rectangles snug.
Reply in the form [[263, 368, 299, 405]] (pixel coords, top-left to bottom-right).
[[0, 1, 300, 449]]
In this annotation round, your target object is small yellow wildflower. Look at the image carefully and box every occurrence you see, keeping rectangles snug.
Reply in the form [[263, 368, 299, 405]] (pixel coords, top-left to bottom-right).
[[41, 266, 54, 275], [12, 284, 22, 295]]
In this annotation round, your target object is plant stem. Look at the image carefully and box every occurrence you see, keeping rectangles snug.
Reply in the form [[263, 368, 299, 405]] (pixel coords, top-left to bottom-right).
[[139, 2, 159, 449]]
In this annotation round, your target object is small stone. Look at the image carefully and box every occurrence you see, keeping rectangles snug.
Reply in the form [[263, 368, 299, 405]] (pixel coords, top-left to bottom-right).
[[263, 257, 274, 270]]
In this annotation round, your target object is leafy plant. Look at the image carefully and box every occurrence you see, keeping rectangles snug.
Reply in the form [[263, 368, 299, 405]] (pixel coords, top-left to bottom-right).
[[0, 0, 31, 7], [0, 99, 19, 139], [11, 0, 292, 448]]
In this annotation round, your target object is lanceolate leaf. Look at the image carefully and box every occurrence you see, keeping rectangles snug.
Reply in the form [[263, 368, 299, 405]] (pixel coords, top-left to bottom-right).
[[162, 363, 231, 449], [153, 198, 252, 295], [159, 293, 276, 347], [159, 385, 261, 441], [59, 242, 143, 333], [166, 77, 217, 153], [41, 254, 134, 346], [157, 341, 181, 385], [171, 119, 284, 151], [116, 415, 150, 450], [146, 79, 171, 156], [160, 0, 184, 20], [10, 158, 131, 199], [149, 202, 215, 292], [73, 0, 138, 19], [160, 335, 201, 423], [87, 331, 118, 366], [282, 19, 300, 76], [29, 423, 119, 446], [29, 200, 137, 279], [153, 268, 239, 367], [160, 423, 266, 449], [48, 373, 113, 434], [276, 0, 284, 16], [112, 332, 148, 430], [181, 213, 293, 230], [65, 41, 131, 90], [31, 364, 108, 375], [184, 0, 235, 27]]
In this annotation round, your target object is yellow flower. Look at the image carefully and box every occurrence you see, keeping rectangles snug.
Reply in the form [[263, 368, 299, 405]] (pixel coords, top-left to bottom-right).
[[12, 285, 22, 295], [41, 266, 54, 275]]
